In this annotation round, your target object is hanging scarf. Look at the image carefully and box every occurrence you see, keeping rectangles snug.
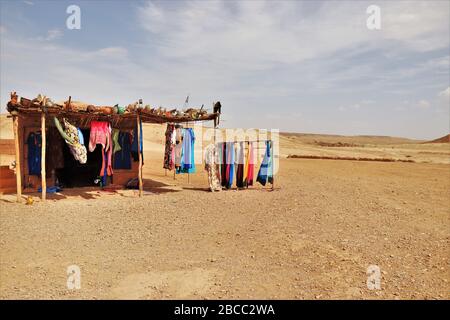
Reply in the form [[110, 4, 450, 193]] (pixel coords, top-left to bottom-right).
[[244, 142, 255, 186], [163, 124, 175, 170], [54, 117, 87, 164], [112, 129, 122, 154], [204, 144, 221, 191], [236, 142, 245, 188], [225, 142, 235, 188], [257, 140, 273, 186], [89, 121, 113, 177], [177, 128, 196, 174]]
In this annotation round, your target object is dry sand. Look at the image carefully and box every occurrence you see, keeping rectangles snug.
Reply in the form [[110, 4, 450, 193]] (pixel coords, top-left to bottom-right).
[[0, 117, 449, 299]]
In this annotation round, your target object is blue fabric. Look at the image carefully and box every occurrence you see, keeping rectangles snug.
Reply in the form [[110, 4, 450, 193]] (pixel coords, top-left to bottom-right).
[[38, 186, 62, 193], [177, 128, 196, 174], [27, 132, 42, 175], [257, 140, 273, 186], [113, 132, 132, 169], [77, 128, 84, 145], [227, 141, 235, 188]]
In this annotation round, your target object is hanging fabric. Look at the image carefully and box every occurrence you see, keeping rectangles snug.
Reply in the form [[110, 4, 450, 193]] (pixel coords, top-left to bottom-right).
[[204, 143, 221, 191], [27, 131, 42, 175], [112, 129, 122, 154], [113, 132, 132, 169], [220, 142, 227, 188], [225, 141, 235, 189], [177, 128, 196, 174], [236, 142, 245, 188], [244, 141, 255, 187], [89, 121, 110, 152], [77, 128, 85, 146], [54, 117, 87, 164], [89, 120, 113, 177], [163, 123, 175, 170], [257, 140, 273, 186], [174, 126, 183, 170]]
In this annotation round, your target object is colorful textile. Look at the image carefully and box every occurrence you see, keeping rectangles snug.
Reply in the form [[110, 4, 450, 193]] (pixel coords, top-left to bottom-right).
[[257, 140, 273, 186], [38, 185, 62, 193], [177, 128, 196, 174], [174, 127, 183, 168], [204, 143, 221, 192], [220, 142, 227, 187], [163, 124, 175, 170], [112, 129, 121, 154], [89, 120, 112, 176], [236, 142, 245, 188], [244, 142, 255, 186], [225, 141, 235, 188], [113, 132, 132, 169], [77, 128, 85, 146], [89, 121, 110, 152], [27, 132, 42, 175], [65, 119, 87, 164], [54, 117, 87, 164]]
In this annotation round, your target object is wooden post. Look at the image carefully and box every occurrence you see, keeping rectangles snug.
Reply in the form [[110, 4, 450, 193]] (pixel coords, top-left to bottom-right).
[[41, 112, 46, 201], [13, 115, 22, 202], [137, 114, 143, 197]]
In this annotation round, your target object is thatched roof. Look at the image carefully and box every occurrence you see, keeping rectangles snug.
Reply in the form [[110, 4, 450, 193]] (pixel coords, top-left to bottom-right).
[[7, 93, 220, 129]]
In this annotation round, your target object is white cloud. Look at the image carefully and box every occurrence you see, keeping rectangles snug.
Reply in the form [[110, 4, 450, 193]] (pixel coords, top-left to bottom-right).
[[36, 29, 63, 41], [380, 1, 449, 51], [437, 87, 450, 113], [438, 87, 450, 99], [87, 47, 128, 60], [0, 33, 141, 107], [137, 0, 449, 70], [417, 99, 431, 109], [1, 0, 449, 139], [338, 102, 365, 112]]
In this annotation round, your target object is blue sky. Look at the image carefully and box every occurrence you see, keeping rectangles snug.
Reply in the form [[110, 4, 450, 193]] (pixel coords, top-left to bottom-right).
[[0, 0, 449, 139]]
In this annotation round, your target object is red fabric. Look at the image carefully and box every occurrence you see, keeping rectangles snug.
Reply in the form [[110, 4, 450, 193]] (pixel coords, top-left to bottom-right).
[[247, 142, 255, 186], [89, 121, 113, 176]]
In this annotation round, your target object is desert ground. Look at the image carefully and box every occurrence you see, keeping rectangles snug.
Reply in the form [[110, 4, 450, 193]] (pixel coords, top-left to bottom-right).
[[0, 115, 449, 299]]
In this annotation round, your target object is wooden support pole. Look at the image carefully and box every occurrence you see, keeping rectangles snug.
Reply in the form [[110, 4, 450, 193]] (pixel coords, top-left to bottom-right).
[[13, 115, 22, 203], [41, 112, 46, 201], [137, 114, 143, 197]]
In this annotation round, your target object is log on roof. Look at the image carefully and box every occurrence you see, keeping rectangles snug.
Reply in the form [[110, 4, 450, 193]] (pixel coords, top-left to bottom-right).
[[7, 94, 220, 128]]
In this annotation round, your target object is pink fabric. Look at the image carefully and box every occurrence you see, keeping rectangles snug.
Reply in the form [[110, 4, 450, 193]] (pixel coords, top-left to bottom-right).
[[247, 142, 255, 186], [89, 121, 113, 176], [89, 121, 110, 152]]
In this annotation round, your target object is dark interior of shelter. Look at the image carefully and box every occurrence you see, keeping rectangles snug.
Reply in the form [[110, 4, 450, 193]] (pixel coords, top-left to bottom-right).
[[57, 129, 102, 188]]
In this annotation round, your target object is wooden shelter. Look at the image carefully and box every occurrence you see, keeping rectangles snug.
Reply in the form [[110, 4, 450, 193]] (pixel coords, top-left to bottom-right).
[[6, 93, 220, 202]]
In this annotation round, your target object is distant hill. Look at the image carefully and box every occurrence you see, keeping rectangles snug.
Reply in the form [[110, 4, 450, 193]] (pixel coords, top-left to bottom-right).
[[425, 134, 450, 144], [280, 132, 422, 145]]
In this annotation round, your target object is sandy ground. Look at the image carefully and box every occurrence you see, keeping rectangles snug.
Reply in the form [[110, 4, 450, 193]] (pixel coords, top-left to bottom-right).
[[0, 119, 449, 299]]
